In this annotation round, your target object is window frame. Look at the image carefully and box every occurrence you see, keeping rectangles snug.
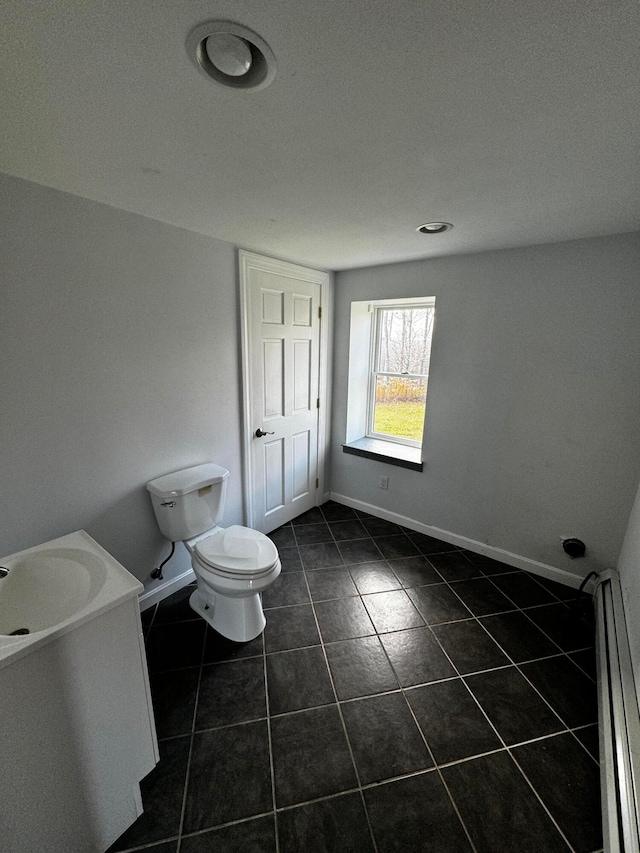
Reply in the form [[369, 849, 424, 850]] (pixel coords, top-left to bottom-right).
[[365, 299, 435, 449]]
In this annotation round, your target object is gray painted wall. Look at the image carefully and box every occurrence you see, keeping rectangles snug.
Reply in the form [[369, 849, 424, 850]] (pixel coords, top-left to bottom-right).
[[3, 170, 639, 597], [330, 233, 640, 579], [1, 173, 246, 585]]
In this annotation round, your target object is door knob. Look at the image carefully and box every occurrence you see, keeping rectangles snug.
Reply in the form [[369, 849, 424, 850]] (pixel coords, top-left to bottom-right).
[[255, 428, 275, 438]]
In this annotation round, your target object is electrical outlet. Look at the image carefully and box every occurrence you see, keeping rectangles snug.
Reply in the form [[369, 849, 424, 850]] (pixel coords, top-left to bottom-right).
[[379, 475, 389, 490]]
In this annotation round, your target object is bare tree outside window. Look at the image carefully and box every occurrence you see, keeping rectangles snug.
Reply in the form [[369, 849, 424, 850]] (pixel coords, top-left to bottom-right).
[[369, 305, 435, 444]]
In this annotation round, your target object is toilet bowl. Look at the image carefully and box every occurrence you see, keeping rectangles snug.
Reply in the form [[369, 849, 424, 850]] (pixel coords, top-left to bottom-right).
[[186, 525, 281, 642], [146, 464, 281, 643]]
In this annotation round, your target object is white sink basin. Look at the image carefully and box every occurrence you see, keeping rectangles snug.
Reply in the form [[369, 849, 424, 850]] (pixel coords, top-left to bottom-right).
[[0, 547, 106, 635], [0, 530, 143, 668]]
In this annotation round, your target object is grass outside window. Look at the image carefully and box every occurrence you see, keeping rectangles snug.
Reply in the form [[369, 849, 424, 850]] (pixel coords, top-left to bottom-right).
[[372, 400, 426, 443], [372, 375, 427, 443]]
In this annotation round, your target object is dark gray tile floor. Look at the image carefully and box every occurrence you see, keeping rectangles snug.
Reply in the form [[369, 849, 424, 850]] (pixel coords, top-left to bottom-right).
[[111, 501, 602, 853]]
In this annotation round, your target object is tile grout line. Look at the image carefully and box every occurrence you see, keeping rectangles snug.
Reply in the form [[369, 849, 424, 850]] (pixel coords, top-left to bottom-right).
[[300, 532, 382, 853], [174, 621, 208, 853], [261, 629, 281, 853], [179, 812, 274, 844], [372, 619, 481, 853], [414, 615, 580, 853], [404, 585, 592, 850], [113, 837, 181, 853], [444, 604, 592, 852], [465, 612, 588, 742], [157, 639, 595, 739], [480, 568, 593, 637], [508, 747, 580, 853], [401, 617, 514, 850], [510, 649, 600, 767], [428, 569, 598, 736], [568, 727, 601, 767]]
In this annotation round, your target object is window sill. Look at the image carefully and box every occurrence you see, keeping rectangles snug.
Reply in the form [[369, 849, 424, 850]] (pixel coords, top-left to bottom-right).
[[342, 437, 423, 471]]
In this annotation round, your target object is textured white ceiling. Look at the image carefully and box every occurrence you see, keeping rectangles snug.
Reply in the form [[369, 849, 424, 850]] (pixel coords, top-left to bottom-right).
[[1, 0, 638, 269]]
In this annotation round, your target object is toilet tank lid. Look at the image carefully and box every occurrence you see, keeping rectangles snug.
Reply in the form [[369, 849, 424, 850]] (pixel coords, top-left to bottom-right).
[[146, 463, 229, 498]]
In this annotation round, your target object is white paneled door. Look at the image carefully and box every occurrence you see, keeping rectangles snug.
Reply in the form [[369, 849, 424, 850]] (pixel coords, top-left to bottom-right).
[[240, 252, 328, 532]]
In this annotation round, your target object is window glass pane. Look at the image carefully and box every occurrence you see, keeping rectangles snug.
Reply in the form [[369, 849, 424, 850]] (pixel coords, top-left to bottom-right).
[[372, 376, 427, 442], [377, 308, 434, 375]]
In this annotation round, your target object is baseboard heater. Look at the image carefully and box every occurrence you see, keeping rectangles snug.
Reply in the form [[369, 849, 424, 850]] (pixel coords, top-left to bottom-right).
[[595, 569, 640, 853]]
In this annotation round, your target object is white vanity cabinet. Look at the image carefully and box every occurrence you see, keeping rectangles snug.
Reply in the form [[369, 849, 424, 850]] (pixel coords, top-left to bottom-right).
[[0, 534, 158, 853]]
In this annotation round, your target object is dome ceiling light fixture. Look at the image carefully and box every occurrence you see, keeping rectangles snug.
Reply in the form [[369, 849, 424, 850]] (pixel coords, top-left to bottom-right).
[[187, 21, 276, 91], [416, 222, 453, 234]]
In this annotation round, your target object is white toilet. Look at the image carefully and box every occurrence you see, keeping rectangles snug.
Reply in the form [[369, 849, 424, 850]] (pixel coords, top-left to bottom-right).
[[146, 463, 281, 642]]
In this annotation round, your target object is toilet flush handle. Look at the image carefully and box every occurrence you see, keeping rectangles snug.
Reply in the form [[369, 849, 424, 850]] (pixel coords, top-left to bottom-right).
[[255, 428, 275, 438]]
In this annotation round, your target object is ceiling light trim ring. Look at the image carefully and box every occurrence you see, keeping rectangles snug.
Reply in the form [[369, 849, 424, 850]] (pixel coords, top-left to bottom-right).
[[187, 21, 276, 91], [417, 222, 453, 234]]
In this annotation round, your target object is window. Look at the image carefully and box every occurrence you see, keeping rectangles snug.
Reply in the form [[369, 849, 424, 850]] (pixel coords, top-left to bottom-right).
[[343, 296, 435, 470], [368, 302, 435, 447]]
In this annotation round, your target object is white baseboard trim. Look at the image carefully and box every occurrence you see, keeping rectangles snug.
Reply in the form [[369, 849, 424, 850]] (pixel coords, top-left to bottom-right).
[[139, 568, 196, 611], [330, 491, 595, 592]]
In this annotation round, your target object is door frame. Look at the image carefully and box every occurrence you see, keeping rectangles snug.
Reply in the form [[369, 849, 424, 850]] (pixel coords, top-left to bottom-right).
[[239, 250, 332, 530]]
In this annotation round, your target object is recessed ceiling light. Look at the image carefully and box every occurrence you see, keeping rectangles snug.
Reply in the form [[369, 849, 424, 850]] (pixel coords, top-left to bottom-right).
[[206, 34, 253, 77], [187, 21, 276, 91], [416, 222, 453, 234]]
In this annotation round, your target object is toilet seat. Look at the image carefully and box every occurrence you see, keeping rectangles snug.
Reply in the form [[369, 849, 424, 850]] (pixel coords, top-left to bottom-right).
[[194, 556, 279, 582], [194, 525, 278, 578]]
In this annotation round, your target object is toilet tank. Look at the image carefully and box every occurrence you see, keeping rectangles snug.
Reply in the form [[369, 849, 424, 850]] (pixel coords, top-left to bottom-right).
[[146, 464, 229, 542]]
